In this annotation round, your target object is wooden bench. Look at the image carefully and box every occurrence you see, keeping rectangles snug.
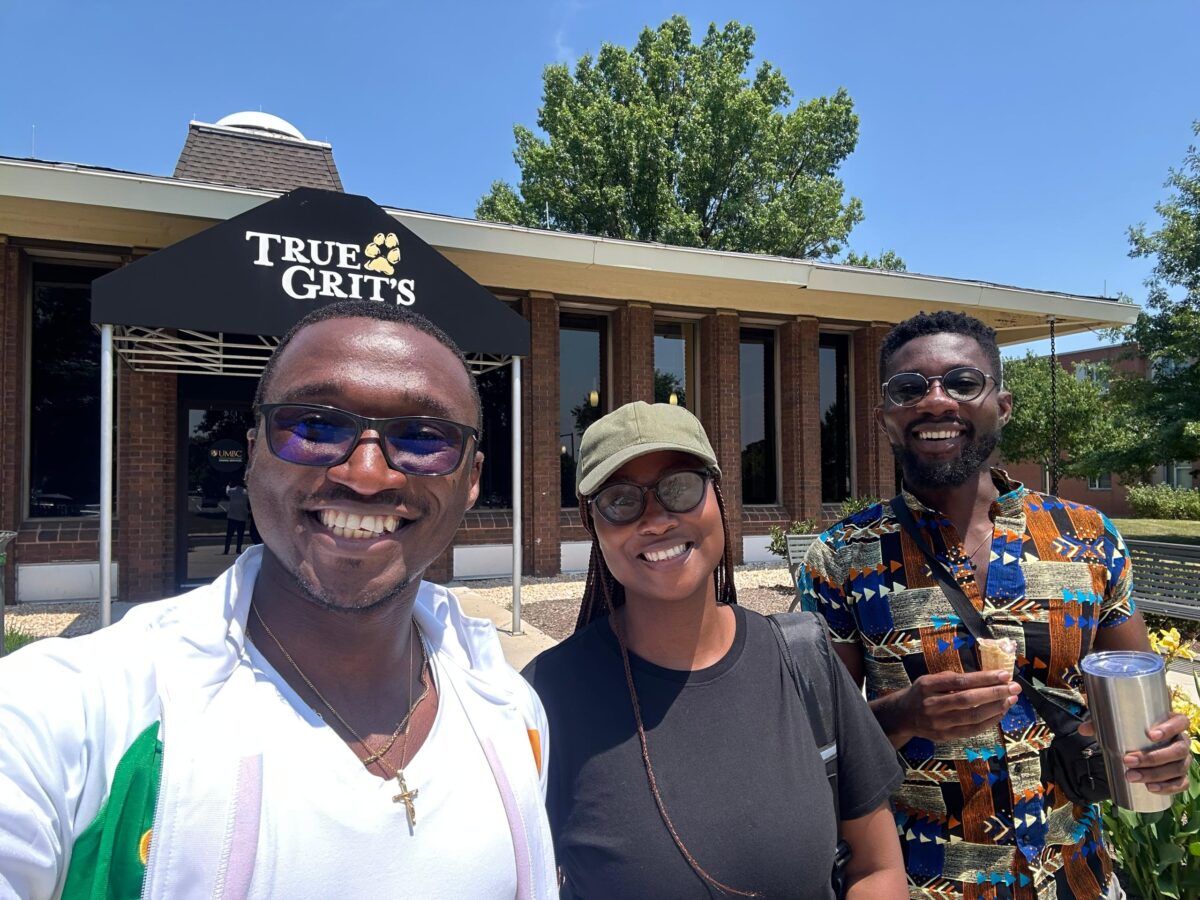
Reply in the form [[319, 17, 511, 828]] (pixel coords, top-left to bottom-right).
[[1127, 540, 1200, 621], [785, 533, 819, 613]]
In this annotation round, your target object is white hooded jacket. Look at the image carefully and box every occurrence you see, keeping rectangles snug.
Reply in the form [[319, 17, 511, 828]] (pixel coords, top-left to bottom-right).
[[0, 547, 555, 899]]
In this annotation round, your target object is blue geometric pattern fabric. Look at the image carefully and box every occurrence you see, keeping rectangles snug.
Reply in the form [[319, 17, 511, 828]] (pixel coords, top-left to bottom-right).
[[801, 471, 1134, 899]]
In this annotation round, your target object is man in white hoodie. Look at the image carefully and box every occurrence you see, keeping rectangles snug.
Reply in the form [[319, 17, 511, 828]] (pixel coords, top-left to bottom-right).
[[0, 301, 555, 899]]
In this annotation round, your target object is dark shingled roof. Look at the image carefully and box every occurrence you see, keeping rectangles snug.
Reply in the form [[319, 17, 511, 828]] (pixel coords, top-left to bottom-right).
[[173, 122, 343, 193]]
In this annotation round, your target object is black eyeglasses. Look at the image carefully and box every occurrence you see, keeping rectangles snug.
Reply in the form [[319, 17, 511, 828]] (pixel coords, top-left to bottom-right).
[[881, 366, 997, 407], [258, 403, 478, 476], [590, 470, 710, 525]]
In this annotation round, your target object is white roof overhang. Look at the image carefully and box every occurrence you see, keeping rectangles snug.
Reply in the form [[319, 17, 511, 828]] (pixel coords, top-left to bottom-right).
[[0, 157, 1139, 351]]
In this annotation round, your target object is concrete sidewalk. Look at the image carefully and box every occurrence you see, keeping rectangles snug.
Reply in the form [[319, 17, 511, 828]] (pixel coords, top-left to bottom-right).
[[450, 585, 559, 670]]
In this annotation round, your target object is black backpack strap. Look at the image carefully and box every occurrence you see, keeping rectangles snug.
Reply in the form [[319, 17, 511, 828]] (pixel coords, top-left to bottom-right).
[[767, 611, 840, 819]]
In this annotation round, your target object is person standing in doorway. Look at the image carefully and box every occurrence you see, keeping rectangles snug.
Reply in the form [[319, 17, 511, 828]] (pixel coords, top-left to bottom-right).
[[223, 479, 250, 554]]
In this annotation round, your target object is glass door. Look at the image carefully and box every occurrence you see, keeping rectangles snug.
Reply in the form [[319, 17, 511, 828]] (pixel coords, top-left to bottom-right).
[[182, 406, 256, 587]]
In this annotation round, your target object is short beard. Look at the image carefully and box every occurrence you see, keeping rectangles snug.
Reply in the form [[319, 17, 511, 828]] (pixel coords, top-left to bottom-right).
[[294, 569, 418, 614], [891, 427, 1000, 490]]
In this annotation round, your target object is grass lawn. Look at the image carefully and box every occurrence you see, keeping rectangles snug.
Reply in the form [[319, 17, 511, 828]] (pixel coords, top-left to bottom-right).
[[1110, 518, 1200, 545]]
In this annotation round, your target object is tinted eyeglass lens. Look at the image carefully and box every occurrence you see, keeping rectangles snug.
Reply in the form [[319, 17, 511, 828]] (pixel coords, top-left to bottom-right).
[[267, 405, 359, 465], [594, 485, 645, 524], [942, 367, 987, 401], [656, 470, 707, 512], [383, 419, 468, 475], [887, 373, 930, 406]]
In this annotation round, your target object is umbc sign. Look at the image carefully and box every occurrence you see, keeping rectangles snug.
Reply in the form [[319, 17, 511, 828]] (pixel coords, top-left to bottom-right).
[[91, 188, 530, 357]]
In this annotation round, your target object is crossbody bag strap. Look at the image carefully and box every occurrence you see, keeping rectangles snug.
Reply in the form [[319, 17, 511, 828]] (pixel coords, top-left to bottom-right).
[[887, 496, 1084, 728]]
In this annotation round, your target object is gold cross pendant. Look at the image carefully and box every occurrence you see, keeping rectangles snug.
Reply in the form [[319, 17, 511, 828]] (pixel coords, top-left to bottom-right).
[[392, 770, 418, 829]]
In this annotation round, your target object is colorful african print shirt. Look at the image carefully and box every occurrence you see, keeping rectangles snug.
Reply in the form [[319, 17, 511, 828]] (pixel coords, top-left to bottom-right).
[[800, 470, 1135, 900]]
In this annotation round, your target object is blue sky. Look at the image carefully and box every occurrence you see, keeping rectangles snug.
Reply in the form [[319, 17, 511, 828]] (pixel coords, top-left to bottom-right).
[[2, 0, 1196, 356]]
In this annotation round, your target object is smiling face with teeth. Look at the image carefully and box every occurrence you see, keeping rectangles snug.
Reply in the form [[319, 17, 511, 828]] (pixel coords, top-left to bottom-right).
[[590, 450, 726, 612], [246, 317, 482, 612], [877, 332, 1012, 492]]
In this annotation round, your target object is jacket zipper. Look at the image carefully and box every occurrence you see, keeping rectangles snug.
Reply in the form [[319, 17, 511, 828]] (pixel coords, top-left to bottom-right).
[[140, 708, 168, 900]]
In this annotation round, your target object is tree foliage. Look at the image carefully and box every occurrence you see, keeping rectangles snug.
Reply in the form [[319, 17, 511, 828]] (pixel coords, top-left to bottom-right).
[[999, 353, 1118, 480], [1103, 121, 1200, 477], [478, 16, 891, 261], [843, 249, 907, 271]]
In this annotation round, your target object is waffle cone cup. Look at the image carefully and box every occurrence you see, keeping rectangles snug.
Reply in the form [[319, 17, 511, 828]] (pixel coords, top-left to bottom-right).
[[977, 637, 1017, 673]]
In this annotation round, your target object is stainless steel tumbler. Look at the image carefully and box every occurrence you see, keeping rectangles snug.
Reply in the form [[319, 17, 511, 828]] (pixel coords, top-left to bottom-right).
[[1081, 651, 1173, 813]]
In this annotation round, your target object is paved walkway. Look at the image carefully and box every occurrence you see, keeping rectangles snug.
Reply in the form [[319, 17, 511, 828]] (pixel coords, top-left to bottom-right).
[[450, 586, 558, 670]]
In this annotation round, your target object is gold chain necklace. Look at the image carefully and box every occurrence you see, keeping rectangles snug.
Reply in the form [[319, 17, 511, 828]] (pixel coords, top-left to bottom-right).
[[250, 604, 430, 829]]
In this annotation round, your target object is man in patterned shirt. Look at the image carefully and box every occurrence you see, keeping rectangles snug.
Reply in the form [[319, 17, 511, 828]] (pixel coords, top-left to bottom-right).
[[801, 311, 1191, 899]]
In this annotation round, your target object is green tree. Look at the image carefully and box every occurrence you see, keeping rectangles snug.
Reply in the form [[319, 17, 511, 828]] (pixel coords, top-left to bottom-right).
[[843, 249, 907, 271], [653, 369, 686, 406], [1105, 121, 1200, 477], [478, 16, 897, 262], [999, 353, 1119, 482]]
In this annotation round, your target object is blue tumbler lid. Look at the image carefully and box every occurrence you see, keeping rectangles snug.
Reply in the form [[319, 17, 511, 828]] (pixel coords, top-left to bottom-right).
[[1081, 651, 1164, 677]]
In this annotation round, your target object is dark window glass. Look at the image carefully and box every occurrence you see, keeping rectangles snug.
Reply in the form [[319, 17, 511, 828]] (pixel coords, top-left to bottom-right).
[[653, 322, 694, 408], [475, 364, 513, 508], [560, 313, 607, 507], [820, 333, 851, 503], [28, 263, 113, 518], [740, 328, 777, 504]]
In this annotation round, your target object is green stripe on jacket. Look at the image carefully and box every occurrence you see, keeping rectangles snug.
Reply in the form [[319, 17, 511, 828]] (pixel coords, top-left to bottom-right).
[[62, 722, 162, 900]]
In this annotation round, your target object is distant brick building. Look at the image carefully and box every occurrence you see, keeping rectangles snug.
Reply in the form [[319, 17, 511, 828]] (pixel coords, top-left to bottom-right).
[[1003, 343, 1196, 516], [0, 112, 1136, 602]]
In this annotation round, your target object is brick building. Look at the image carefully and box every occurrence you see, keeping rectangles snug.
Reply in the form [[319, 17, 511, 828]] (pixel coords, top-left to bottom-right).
[[0, 113, 1137, 603], [1004, 343, 1197, 516]]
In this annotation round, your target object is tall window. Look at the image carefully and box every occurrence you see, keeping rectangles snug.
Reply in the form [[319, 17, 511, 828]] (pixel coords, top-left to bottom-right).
[[560, 313, 607, 507], [653, 321, 696, 409], [474, 364, 513, 509], [740, 328, 777, 504], [820, 333, 852, 503], [28, 263, 112, 518]]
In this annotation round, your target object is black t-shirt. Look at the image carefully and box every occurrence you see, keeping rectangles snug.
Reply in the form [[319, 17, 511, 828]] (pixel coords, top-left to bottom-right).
[[522, 604, 903, 899]]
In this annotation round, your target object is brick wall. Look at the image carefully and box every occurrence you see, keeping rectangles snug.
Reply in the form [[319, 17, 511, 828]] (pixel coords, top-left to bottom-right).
[[853, 323, 895, 500], [115, 366, 178, 600], [699, 310, 743, 563], [779, 316, 823, 524], [612, 303, 654, 405], [523, 294, 561, 575]]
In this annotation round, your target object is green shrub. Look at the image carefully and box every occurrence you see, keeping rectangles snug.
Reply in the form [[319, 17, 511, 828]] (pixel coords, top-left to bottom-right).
[[837, 496, 882, 519], [767, 520, 820, 560], [3, 624, 39, 655], [1126, 484, 1200, 521]]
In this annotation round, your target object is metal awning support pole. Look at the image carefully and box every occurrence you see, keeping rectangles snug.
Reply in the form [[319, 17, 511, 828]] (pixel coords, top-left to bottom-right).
[[99, 324, 114, 628], [510, 356, 523, 635]]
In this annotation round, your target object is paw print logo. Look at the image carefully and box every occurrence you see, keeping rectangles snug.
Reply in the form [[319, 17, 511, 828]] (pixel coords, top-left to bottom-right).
[[363, 232, 400, 276]]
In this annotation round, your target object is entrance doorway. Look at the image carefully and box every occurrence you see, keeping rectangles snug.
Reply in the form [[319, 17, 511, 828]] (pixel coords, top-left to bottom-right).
[[177, 377, 256, 590]]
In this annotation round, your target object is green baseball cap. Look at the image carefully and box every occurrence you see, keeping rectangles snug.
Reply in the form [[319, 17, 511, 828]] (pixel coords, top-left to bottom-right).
[[575, 401, 721, 497]]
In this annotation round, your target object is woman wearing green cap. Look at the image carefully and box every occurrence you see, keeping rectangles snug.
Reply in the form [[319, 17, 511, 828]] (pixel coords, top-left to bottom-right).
[[523, 401, 905, 899]]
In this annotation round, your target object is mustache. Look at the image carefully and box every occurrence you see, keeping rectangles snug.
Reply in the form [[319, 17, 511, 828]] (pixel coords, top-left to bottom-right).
[[300, 483, 430, 515]]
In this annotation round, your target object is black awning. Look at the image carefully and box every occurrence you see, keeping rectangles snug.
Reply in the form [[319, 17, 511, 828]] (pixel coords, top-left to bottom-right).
[[91, 187, 529, 356]]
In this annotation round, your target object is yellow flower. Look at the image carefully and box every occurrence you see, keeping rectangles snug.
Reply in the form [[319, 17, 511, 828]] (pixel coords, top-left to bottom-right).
[[1151, 628, 1196, 665]]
